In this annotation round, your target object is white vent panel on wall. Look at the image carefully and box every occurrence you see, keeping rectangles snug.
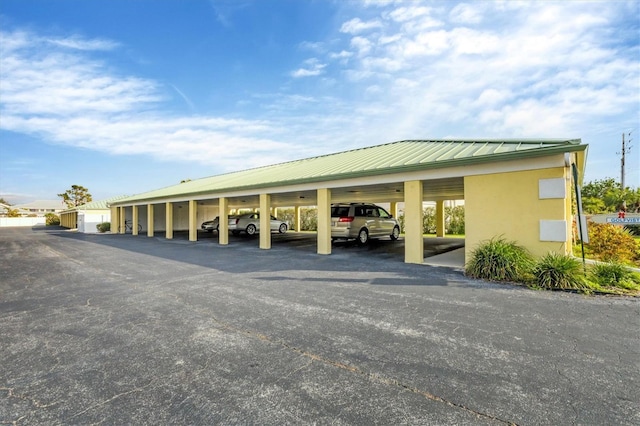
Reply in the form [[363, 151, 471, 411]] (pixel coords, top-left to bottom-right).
[[539, 178, 566, 199], [539, 220, 567, 242]]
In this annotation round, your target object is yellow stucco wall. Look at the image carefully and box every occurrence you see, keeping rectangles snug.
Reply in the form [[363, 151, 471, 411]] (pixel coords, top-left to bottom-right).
[[464, 166, 570, 262]]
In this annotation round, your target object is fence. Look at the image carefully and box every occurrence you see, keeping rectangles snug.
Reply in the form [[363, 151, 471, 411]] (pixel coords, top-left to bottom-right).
[[0, 217, 47, 227]]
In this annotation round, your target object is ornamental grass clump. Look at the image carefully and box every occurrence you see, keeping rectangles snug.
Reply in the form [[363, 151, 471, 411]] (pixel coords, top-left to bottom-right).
[[532, 252, 590, 291], [589, 262, 640, 291], [465, 238, 534, 282]]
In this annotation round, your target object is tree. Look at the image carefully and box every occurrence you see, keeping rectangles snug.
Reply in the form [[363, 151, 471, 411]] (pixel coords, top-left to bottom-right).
[[580, 178, 639, 214], [58, 185, 92, 209]]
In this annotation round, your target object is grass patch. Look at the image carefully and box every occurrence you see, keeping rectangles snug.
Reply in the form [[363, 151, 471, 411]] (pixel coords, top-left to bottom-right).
[[589, 262, 640, 292]]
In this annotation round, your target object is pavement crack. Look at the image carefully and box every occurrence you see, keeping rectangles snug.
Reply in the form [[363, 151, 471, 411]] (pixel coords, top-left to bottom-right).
[[1, 387, 59, 409], [208, 317, 518, 425], [66, 381, 154, 420]]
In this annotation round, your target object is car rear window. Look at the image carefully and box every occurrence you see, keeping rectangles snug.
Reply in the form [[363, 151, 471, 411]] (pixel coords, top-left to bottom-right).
[[331, 206, 351, 217]]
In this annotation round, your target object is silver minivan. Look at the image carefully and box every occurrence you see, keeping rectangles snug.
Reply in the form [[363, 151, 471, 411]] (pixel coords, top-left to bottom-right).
[[331, 203, 400, 244]]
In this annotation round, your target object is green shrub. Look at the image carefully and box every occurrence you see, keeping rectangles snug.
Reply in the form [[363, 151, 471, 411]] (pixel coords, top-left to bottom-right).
[[465, 237, 534, 282], [276, 208, 317, 231], [583, 222, 639, 265], [532, 252, 590, 290], [445, 206, 465, 234], [45, 213, 60, 226], [398, 205, 465, 235], [96, 222, 111, 233], [589, 262, 640, 291]]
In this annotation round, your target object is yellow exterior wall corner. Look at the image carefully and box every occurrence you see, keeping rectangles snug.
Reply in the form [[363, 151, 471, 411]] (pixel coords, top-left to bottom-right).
[[464, 166, 569, 262]]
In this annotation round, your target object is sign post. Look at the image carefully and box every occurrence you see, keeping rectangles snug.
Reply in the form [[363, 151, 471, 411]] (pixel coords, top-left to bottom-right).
[[572, 164, 587, 274]]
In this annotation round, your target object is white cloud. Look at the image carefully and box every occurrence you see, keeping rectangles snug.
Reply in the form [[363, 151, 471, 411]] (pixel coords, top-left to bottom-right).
[[1, 0, 638, 185], [350, 36, 374, 56], [45, 35, 119, 51], [387, 6, 432, 23], [290, 58, 327, 77], [0, 29, 307, 172], [340, 17, 383, 34], [449, 3, 483, 24]]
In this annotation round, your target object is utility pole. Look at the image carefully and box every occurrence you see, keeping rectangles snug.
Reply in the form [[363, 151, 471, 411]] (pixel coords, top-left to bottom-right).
[[619, 132, 632, 190]]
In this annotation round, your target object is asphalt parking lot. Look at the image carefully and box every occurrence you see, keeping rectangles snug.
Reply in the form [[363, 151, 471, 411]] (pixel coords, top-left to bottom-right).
[[1, 226, 638, 425]]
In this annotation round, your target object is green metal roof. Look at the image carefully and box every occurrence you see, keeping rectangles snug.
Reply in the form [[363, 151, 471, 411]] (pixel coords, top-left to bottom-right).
[[64, 195, 130, 212], [112, 139, 587, 205]]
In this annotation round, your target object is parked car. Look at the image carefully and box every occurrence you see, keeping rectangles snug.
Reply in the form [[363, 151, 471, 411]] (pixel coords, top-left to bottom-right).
[[331, 203, 400, 244], [201, 217, 219, 232], [229, 213, 288, 236]]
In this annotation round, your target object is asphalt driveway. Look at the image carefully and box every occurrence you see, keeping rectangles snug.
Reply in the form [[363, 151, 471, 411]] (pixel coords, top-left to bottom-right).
[[1, 227, 638, 425]]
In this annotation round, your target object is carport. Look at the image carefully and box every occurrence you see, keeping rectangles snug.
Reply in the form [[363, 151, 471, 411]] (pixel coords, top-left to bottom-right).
[[108, 139, 587, 265]]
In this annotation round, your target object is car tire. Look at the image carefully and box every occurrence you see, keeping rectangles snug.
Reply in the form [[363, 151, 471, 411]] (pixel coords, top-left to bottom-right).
[[278, 223, 287, 233], [390, 226, 400, 240], [246, 224, 257, 236], [357, 228, 369, 245]]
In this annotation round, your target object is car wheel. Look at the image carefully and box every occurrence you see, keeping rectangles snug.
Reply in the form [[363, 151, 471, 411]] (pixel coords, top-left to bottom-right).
[[357, 228, 369, 245], [278, 223, 287, 234], [390, 226, 400, 240], [246, 224, 257, 236]]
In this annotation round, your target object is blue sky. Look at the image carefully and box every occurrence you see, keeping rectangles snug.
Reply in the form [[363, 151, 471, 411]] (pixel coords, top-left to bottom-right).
[[1, 0, 638, 204]]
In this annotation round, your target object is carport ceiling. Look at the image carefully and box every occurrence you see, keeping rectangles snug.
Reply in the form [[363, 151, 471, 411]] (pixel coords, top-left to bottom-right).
[[196, 177, 463, 209]]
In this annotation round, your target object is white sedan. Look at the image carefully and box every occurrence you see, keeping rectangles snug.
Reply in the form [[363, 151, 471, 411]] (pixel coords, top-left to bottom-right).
[[229, 213, 288, 236]]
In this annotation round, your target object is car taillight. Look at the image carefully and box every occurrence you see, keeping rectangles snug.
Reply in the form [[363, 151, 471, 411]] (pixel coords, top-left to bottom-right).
[[235, 218, 240, 224], [338, 216, 354, 223]]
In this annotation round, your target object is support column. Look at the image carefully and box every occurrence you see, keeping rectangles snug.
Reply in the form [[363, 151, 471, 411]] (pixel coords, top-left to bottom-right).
[[404, 180, 424, 264], [189, 200, 197, 242], [111, 206, 119, 234], [294, 206, 301, 232], [259, 193, 271, 249], [166, 202, 173, 239], [119, 207, 126, 234], [390, 202, 398, 219], [132, 205, 139, 236], [436, 200, 445, 237], [147, 204, 154, 237], [219, 198, 229, 245], [317, 188, 331, 255]]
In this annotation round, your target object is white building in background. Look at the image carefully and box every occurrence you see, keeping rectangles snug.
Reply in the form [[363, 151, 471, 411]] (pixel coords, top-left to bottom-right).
[[8, 200, 64, 217], [59, 196, 129, 233]]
